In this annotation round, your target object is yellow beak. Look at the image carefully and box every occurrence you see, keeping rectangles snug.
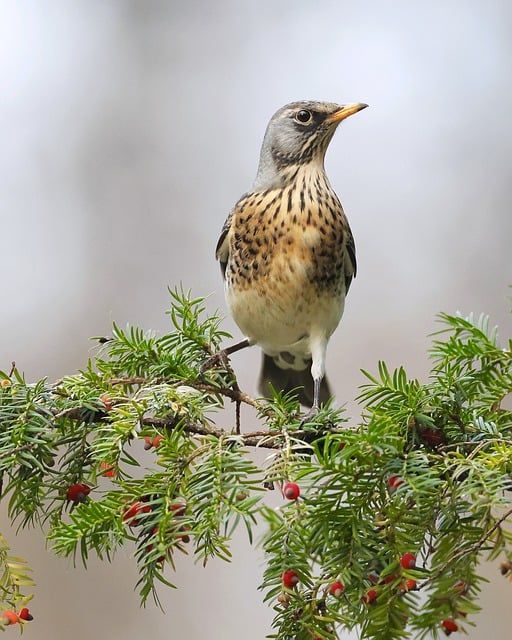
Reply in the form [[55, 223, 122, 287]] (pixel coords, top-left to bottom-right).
[[326, 103, 368, 123]]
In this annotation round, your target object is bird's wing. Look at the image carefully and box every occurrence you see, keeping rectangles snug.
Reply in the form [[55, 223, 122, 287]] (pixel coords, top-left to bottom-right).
[[344, 225, 357, 293], [215, 208, 234, 279]]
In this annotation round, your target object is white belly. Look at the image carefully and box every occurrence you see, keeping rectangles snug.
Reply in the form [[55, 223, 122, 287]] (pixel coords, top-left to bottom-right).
[[225, 274, 345, 364]]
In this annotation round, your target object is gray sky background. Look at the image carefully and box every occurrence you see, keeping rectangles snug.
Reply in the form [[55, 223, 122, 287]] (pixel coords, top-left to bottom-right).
[[1, 2, 511, 639]]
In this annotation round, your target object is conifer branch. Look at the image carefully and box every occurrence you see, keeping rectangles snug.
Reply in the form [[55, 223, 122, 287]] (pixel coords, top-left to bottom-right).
[[0, 289, 510, 639]]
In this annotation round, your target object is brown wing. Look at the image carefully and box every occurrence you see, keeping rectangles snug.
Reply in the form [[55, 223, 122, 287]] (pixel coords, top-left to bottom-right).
[[215, 209, 234, 279], [344, 224, 357, 293]]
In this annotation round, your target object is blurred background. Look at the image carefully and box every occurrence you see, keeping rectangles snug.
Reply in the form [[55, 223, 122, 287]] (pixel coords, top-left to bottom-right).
[[1, 1, 511, 638]]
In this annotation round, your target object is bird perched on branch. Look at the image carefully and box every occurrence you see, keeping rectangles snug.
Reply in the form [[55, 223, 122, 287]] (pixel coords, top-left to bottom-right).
[[215, 100, 367, 416]]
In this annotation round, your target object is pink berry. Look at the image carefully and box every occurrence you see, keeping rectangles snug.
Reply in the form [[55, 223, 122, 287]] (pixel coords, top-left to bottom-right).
[[282, 570, 299, 588], [283, 482, 300, 500], [400, 553, 416, 570]]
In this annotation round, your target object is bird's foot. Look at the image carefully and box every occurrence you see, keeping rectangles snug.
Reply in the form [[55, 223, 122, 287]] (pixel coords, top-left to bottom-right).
[[200, 338, 251, 374], [199, 350, 230, 374], [300, 404, 320, 425]]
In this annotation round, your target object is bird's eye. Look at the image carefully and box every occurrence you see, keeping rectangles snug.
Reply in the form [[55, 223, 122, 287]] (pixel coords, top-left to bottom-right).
[[295, 109, 312, 124]]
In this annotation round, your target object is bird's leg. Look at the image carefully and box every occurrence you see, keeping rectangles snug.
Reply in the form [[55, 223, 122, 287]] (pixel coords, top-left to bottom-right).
[[300, 378, 321, 423], [301, 333, 327, 423], [224, 339, 252, 356], [200, 338, 251, 373]]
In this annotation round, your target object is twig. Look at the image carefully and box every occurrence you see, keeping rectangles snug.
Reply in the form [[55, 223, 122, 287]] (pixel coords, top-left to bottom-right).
[[141, 415, 334, 450], [108, 376, 267, 413]]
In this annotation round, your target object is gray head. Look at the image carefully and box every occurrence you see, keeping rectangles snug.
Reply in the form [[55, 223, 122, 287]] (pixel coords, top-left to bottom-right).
[[253, 100, 368, 190]]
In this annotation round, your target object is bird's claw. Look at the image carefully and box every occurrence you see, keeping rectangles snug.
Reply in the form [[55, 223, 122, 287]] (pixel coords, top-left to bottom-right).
[[199, 350, 230, 374], [300, 404, 320, 426]]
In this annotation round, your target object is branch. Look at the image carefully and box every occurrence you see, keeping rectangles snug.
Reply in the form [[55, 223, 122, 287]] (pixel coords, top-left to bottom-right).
[[141, 415, 340, 450], [108, 376, 267, 412]]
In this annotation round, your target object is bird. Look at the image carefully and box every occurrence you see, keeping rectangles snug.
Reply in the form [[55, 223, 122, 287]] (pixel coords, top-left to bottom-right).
[[214, 100, 367, 416]]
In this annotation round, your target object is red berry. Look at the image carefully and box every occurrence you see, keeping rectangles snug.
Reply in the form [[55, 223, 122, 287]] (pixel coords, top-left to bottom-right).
[[282, 570, 299, 588], [2, 610, 19, 625], [169, 499, 187, 517], [400, 578, 417, 591], [388, 475, 404, 492], [329, 580, 345, 597], [441, 619, 458, 635], [420, 427, 445, 447], [454, 581, 469, 595], [177, 525, 191, 543], [381, 573, 397, 584], [100, 393, 113, 411], [18, 608, 33, 621], [400, 553, 416, 570], [367, 572, 379, 584], [144, 435, 163, 449], [152, 435, 163, 448], [362, 589, 378, 604], [100, 461, 115, 478], [283, 482, 300, 500], [66, 483, 91, 503], [123, 501, 151, 526]]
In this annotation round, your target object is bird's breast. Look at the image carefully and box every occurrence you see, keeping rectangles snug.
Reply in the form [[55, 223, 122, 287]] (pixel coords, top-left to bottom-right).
[[224, 175, 349, 350], [226, 179, 348, 294]]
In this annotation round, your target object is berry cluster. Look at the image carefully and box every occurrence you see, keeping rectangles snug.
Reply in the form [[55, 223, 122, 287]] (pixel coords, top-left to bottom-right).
[[143, 435, 164, 450], [1, 608, 33, 627], [277, 544, 471, 636], [123, 497, 191, 564]]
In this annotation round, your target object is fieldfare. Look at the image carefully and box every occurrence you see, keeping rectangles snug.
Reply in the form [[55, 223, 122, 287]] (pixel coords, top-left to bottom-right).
[[215, 100, 367, 414]]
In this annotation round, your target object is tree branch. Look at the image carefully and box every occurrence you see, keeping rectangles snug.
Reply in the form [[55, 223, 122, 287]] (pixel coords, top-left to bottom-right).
[[141, 415, 338, 450]]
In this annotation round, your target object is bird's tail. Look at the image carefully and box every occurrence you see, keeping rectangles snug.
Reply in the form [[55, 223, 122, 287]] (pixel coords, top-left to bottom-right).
[[258, 353, 332, 408]]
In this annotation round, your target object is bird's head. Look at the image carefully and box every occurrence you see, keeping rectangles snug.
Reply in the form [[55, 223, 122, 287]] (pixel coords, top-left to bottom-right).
[[253, 100, 367, 189]]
